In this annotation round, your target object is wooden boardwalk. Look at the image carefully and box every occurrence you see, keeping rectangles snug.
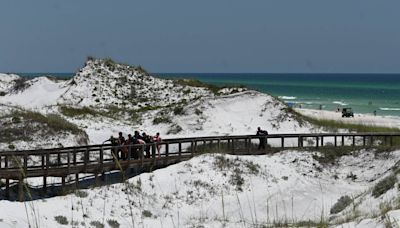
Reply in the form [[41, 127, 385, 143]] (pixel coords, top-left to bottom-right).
[[1, 132, 399, 201]]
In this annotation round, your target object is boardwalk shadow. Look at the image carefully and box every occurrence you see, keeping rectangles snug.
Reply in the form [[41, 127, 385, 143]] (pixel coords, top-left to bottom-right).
[[0, 165, 164, 202]]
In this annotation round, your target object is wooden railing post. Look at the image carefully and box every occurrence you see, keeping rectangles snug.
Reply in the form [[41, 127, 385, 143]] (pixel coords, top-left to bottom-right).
[[178, 142, 182, 161], [316, 137, 319, 148], [127, 145, 131, 161], [281, 137, 285, 149], [342, 136, 345, 146], [352, 136, 355, 147], [18, 175, 24, 202], [321, 136, 324, 147], [152, 143, 157, 165], [140, 145, 145, 167], [247, 137, 251, 153], [73, 149, 78, 188], [23, 154, 28, 175], [363, 136, 366, 146], [57, 152, 61, 166], [232, 139, 235, 154], [390, 136, 393, 147], [165, 143, 169, 163], [191, 141, 195, 157], [334, 136, 337, 147], [370, 136, 374, 146], [5, 156, 9, 199]]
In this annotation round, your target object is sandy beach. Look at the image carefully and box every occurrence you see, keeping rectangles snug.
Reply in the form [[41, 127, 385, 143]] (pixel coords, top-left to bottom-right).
[[296, 108, 400, 129]]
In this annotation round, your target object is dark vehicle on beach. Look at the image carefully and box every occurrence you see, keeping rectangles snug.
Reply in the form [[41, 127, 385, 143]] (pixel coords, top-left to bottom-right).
[[342, 108, 354, 118]]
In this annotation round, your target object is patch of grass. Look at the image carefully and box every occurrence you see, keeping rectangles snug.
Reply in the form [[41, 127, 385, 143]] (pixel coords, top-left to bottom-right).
[[173, 106, 184, 115], [54, 215, 68, 225], [295, 220, 329, 228], [59, 106, 99, 117], [90, 220, 104, 228], [153, 116, 172, 125], [12, 78, 28, 91], [74, 190, 89, 198], [311, 147, 355, 165], [230, 168, 245, 191], [107, 219, 120, 228], [174, 79, 222, 94], [372, 174, 397, 198], [142, 210, 152, 218], [330, 195, 353, 214], [167, 124, 183, 135], [13, 111, 83, 134], [195, 108, 202, 115]]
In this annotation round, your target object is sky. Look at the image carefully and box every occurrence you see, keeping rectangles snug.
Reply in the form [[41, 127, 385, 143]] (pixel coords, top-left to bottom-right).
[[0, 0, 399, 73]]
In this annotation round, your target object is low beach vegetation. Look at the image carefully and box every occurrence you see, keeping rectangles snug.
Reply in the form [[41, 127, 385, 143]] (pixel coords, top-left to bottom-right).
[[372, 174, 397, 198], [330, 195, 353, 214], [59, 106, 99, 117], [174, 78, 222, 94], [12, 111, 83, 134]]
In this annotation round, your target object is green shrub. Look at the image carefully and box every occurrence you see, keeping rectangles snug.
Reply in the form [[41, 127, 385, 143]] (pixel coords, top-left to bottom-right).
[[107, 219, 120, 228], [372, 175, 397, 198], [54, 215, 68, 225], [330, 195, 353, 214], [8, 144, 15, 150], [0, 91, 6, 96]]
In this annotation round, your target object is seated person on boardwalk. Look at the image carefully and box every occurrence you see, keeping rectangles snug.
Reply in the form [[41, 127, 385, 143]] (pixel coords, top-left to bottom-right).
[[256, 127, 268, 150]]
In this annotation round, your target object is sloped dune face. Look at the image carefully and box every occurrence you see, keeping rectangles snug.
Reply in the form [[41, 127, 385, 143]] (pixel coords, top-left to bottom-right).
[[0, 73, 20, 94], [0, 77, 69, 108], [165, 91, 311, 138], [57, 59, 212, 108]]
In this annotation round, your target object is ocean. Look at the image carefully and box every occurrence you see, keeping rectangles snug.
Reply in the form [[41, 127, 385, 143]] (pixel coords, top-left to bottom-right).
[[19, 73, 400, 117]]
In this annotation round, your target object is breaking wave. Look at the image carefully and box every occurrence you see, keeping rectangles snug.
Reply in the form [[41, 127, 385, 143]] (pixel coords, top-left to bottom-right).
[[279, 96, 297, 100], [333, 101, 348, 106]]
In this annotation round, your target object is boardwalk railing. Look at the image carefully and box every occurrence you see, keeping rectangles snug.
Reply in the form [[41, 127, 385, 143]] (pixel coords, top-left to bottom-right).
[[1, 132, 399, 201]]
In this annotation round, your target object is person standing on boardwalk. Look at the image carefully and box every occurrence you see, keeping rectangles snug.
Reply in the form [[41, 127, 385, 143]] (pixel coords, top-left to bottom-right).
[[153, 132, 162, 157], [103, 135, 119, 159], [256, 127, 268, 150]]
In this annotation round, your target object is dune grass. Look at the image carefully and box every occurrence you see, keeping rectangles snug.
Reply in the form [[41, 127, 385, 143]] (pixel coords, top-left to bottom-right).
[[12, 110, 83, 134]]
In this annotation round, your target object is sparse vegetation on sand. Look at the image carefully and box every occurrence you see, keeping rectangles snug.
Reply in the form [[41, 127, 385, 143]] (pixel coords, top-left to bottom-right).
[[174, 78, 222, 94]]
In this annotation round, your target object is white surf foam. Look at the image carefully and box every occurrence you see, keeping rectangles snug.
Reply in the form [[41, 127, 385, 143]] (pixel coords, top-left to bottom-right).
[[379, 107, 400, 111], [279, 96, 297, 100], [333, 101, 348, 106]]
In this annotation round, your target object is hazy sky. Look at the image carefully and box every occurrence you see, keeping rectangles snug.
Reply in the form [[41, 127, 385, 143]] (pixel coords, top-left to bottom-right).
[[0, 0, 399, 73]]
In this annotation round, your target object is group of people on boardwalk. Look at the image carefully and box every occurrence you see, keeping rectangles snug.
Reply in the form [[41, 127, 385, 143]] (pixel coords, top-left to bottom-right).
[[104, 131, 162, 160]]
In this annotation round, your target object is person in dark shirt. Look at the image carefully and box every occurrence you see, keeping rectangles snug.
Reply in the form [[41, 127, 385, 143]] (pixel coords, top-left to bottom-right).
[[103, 135, 120, 159], [256, 127, 268, 150]]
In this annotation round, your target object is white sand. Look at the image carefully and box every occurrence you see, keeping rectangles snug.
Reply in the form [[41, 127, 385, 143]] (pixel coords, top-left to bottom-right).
[[296, 108, 400, 130]]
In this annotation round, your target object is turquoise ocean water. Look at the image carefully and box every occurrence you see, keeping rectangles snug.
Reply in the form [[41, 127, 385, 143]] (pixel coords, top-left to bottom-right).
[[19, 73, 400, 117]]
